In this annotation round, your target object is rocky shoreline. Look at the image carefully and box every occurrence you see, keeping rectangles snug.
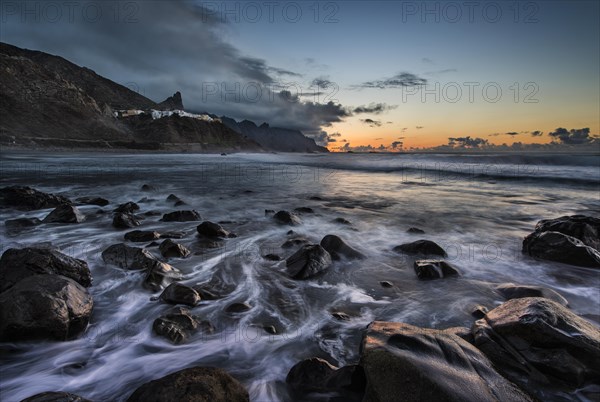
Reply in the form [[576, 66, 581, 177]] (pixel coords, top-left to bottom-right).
[[1, 185, 599, 401]]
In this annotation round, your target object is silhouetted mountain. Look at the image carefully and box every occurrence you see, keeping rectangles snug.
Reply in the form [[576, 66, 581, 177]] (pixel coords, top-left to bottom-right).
[[158, 92, 184, 110]]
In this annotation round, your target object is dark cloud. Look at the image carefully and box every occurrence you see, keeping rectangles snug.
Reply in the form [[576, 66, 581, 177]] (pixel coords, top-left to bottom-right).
[[311, 77, 335, 89], [416, 126, 424, 130], [354, 72, 427, 89], [352, 103, 398, 114], [505, 132, 520, 136], [422, 57, 435, 64], [307, 131, 339, 146], [448, 136, 489, 148], [374, 137, 383, 140], [330, 132, 342, 137], [361, 119, 382, 127], [424, 68, 457, 76], [531, 130, 544, 137], [391, 141, 403, 149], [548, 127, 593, 144], [401, 128, 408, 132]]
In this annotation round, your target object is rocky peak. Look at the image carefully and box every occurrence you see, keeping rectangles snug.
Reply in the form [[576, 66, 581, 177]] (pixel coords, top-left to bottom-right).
[[158, 91, 184, 110]]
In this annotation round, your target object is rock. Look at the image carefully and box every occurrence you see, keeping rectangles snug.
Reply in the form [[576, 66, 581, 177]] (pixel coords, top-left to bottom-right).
[[309, 196, 323, 201], [294, 207, 314, 213], [286, 357, 366, 399], [114, 201, 140, 214], [197, 221, 234, 238], [320, 234, 365, 260], [333, 217, 352, 225], [360, 321, 533, 402], [264, 209, 275, 216], [380, 281, 393, 288], [124, 230, 161, 242], [161, 231, 187, 239], [193, 287, 221, 300], [126, 366, 248, 401], [43, 204, 85, 223], [0, 247, 92, 293], [534, 215, 600, 250], [393, 240, 447, 257], [141, 184, 157, 192], [225, 302, 252, 313], [495, 283, 569, 306], [159, 283, 201, 306], [407, 227, 425, 234], [286, 244, 332, 279], [332, 311, 351, 321], [159, 239, 191, 258], [414, 260, 460, 279], [5, 217, 42, 229], [473, 297, 600, 392], [144, 261, 183, 291], [112, 213, 141, 229], [263, 254, 282, 261], [0, 186, 71, 210], [76, 196, 109, 206], [262, 325, 277, 335], [273, 210, 302, 225], [442, 326, 475, 343], [471, 305, 489, 319], [144, 210, 162, 216], [21, 391, 92, 401], [522, 231, 600, 268], [281, 237, 309, 249], [166, 194, 180, 202], [161, 210, 202, 222], [0, 275, 93, 342], [101, 244, 156, 270], [174, 200, 186, 206], [152, 307, 211, 344]]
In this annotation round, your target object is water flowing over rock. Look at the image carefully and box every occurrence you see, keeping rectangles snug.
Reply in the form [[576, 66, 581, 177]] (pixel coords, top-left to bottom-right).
[[101, 244, 157, 271], [0, 186, 71, 210], [113, 201, 140, 214], [522, 231, 600, 267], [159, 239, 191, 258], [159, 283, 201, 306], [273, 210, 302, 226], [43, 204, 85, 224], [124, 230, 161, 242], [161, 210, 202, 222], [413, 259, 460, 280], [320, 234, 365, 260], [197, 221, 234, 238], [76, 196, 109, 206], [360, 321, 533, 402], [495, 283, 568, 306], [152, 307, 212, 344], [21, 391, 92, 401], [286, 244, 332, 279], [112, 213, 141, 229], [393, 240, 447, 257], [126, 367, 249, 401], [534, 215, 600, 250], [0, 275, 93, 342]]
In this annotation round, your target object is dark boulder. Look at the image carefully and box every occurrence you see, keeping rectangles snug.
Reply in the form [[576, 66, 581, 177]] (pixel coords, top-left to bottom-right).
[[0, 275, 93, 342], [286, 244, 332, 279], [0, 247, 92, 293], [534, 215, 600, 250], [161, 210, 202, 222], [126, 366, 248, 401], [414, 260, 460, 280], [0, 186, 71, 210], [197, 221, 234, 238], [101, 244, 157, 271], [472, 297, 600, 393], [360, 321, 533, 402], [281, 237, 309, 249], [393, 240, 447, 257], [143, 261, 182, 291], [380, 281, 393, 288], [159, 283, 201, 306], [112, 213, 141, 229], [161, 231, 187, 239], [225, 302, 252, 313], [152, 307, 212, 345], [141, 184, 157, 192], [43, 205, 85, 224], [333, 217, 352, 225], [320, 234, 365, 260], [166, 194, 180, 202], [407, 227, 425, 234], [124, 230, 161, 243], [5, 217, 42, 229], [76, 196, 109, 207], [523, 231, 600, 267], [193, 287, 221, 300], [294, 207, 314, 213], [495, 283, 568, 306], [114, 202, 139, 214], [273, 210, 302, 225], [21, 391, 91, 401], [263, 254, 282, 261], [159, 239, 191, 258]]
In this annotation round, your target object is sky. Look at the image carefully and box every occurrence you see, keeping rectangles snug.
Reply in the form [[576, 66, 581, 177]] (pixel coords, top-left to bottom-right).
[[1, 0, 599, 151]]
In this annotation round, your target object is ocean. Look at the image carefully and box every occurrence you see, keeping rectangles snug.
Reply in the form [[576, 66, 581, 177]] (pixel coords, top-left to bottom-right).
[[1, 151, 599, 401]]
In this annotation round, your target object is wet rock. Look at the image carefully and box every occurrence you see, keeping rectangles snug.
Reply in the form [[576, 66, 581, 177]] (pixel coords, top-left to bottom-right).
[[414, 260, 460, 279], [166, 194, 180, 202], [144, 210, 162, 216], [141, 184, 157, 192], [0, 186, 71, 210], [294, 207, 314, 213], [522, 231, 600, 268], [102, 244, 157, 271], [143, 261, 182, 291], [159, 239, 190, 258], [193, 286, 221, 300], [407, 227, 425, 234], [287, 230, 296, 235], [333, 217, 352, 225], [114, 201, 140, 214], [159, 283, 201, 306], [263, 254, 282, 261], [442, 326, 475, 343], [286, 244, 332, 279], [309, 196, 323, 201], [262, 325, 277, 335], [126, 366, 248, 401], [0, 247, 92, 293], [332, 311, 351, 321], [21, 391, 92, 401], [76, 196, 109, 206], [43, 205, 85, 224], [471, 305, 489, 319], [161, 210, 202, 222], [174, 200, 186, 206], [472, 297, 600, 393], [281, 237, 309, 249], [320, 234, 365, 260], [112, 213, 141, 229], [534, 215, 600, 250], [161, 230, 187, 239], [124, 230, 161, 243], [225, 302, 252, 313], [152, 307, 212, 344], [495, 283, 568, 306], [264, 209, 275, 216], [380, 280, 393, 288], [5, 217, 42, 229], [273, 210, 302, 225], [393, 240, 447, 257], [286, 357, 366, 400], [197, 221, 234, 238], [360, 321, 533, 402], [0, 275, 93, 342]]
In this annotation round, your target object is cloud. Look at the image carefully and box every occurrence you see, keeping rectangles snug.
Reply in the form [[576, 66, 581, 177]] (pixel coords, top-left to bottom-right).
[[308, 131, 340, 146], [531, 130, 544, 137], [548, 127, 593, 144], [391, 141, 403, 149], [352, 103, 398, 114], [448, 136, 489, 148], [374, 137, 383, 140], [401, 128, 408, 132], [360, 119, 382, 127], [354, 72, 427, 89], [422, 57, 435, 64], [424, 68, 457, 76], [330, 132, 342, 137], [311, 77, 335, 89], [416, 126, 424, 130], [505, 132, 520, 136]]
